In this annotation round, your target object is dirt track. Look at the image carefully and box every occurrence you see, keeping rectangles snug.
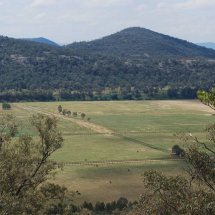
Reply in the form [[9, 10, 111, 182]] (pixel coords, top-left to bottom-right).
[[15, 104, 168, 153], [15, 104, 114, 135]]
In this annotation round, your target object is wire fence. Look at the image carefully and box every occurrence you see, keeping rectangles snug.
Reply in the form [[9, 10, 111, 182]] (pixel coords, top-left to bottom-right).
[[61, 158, 183, 166]]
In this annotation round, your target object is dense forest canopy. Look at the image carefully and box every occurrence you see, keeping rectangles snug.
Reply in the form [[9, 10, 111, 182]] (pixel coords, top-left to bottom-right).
[[0, 27, 215, 101]]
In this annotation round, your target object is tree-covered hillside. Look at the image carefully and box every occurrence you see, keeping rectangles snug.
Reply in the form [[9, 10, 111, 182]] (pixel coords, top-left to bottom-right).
[[1, 28, 215, 101], [68, 27, 215, 58]]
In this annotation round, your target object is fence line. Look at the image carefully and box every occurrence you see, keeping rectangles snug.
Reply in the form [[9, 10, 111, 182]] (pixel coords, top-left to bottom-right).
[[61, 158, 183, 166]]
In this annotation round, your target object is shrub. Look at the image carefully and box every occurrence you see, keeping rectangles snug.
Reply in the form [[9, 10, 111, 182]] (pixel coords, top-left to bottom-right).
[[82, 201, 93, 211], [95, 202, 105, 212], [116, 197, 128, 210], [72, 112, 78, 117], [2, 102, 11, 110], [81, 113, 86, 120], [57, 105, 62, 113], [172, 145, 185, 157]]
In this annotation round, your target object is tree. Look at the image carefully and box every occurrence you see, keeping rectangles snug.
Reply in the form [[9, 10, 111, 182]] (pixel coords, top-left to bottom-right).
[[172, 145, 185, 157], [0, 114, 18, 149], [197, 88, 215, 110], [67, 110, 71, 117], [62, 109, 67, 116], [0, 113, 74, 214], [94, 201, 105, 212], [136, 169, 215, 215], [116, 197, 128, 211], [82, 201, 93, 211], [72, 112, 78, 117], [81, 113, 86, 120], [58, 105, 62, 113], [2, 102, 11, 110]]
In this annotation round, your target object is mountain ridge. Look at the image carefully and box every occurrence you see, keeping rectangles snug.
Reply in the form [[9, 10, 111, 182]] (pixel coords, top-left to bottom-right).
[[67, 27, 215, 58]]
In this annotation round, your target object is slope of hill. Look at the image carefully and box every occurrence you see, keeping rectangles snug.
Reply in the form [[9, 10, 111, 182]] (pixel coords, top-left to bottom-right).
[[1, 28, 215, 101], [22, 37, 59, 46], [68, 27, 215, 58], [197, 42, 215, 50]]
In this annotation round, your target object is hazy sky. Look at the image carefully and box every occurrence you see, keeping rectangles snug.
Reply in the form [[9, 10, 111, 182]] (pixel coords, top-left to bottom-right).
[[0, 0, 214, 44]]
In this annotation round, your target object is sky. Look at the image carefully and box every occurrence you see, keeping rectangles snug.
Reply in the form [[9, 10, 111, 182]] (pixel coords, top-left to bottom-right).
[[0, 0, 214, 44]]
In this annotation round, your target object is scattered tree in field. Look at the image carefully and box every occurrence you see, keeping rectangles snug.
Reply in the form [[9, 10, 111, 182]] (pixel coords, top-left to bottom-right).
[[0, 113, 75, 214], [57, 106, 89, 120], [172, 145, 185, 157], [57, 105, 62, 113], [87, 117, 91, 122], [2, 102, 11, 110], [67, 110, 71, 117], [81, 113, 86, 120], [72, 112, 78, 117], [62, 109, 67, 116]]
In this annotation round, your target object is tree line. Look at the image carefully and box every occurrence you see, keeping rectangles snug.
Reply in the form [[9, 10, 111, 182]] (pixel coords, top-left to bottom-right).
[[0, 87, 198, 102], [57, 105, 90, 121]]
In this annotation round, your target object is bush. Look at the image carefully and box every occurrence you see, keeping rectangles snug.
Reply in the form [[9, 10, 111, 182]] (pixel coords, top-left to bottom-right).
[[57, 105, 62, 113], [95, 202, 105, 212], [82, 201, 93, 211], [72, 112, 78, 117], [172, 145, 185, 157], [2, 102, 11, 110], [110, 201, 117, 211], [116, 197, 128, 211], [67, 110, 71, 117], [81, 113, 86, 120]]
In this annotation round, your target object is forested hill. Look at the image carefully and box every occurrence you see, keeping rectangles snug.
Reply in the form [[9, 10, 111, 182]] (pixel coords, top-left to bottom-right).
[[1, 28, 215, 102], [68, 27, 215, 58]]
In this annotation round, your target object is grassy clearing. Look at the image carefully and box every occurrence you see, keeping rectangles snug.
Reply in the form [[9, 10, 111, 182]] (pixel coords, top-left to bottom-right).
[[19, 100, 213, 115], [1, 100, 214, 202], [52, 134, 168, 163]]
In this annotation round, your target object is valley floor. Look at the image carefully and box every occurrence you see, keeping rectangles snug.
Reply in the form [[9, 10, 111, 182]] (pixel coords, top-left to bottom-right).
[[4, 100, 214, 202]]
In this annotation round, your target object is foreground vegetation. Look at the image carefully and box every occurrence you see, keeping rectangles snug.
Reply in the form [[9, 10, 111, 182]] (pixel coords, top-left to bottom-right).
[[134, 90, 215, 214], [0, 114, 71, 214]]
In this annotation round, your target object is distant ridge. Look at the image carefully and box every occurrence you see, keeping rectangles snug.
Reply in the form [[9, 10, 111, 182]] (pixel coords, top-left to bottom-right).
[[197, 42, 215, 50], [68, 27, 215, 58], [22, 37, 59, 46]]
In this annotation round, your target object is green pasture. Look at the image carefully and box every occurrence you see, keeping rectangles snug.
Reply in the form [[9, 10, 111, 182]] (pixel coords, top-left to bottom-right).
[[54, 160, 186, 203], [15, 100, 214, 163], [53, 134, 168, 163]]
